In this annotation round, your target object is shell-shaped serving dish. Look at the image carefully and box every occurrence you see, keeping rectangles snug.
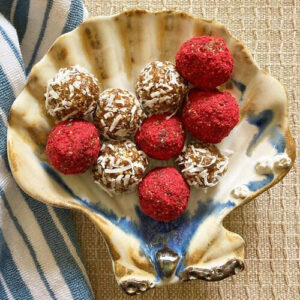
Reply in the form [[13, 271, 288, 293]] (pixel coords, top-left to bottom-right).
[[7, 10, 295, 295]]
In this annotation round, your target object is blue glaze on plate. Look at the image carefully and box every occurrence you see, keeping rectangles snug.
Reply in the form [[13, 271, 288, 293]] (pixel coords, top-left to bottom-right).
[[246, 109, 286, 156], [247, 174, 274, 192], [136, 200, 235, 279], [247, 109, 274, 156], [269, 126, 285, 154], [232, 79, 246, 102]]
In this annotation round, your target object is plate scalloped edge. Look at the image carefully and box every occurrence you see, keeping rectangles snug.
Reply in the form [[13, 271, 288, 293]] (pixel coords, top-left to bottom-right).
[[7, 9, 296, 295]]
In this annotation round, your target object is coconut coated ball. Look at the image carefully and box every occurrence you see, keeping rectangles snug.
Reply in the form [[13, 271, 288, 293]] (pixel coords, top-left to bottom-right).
[[45, 65, 99, 120], [46, 120, 101, 174], [94, 88, 144, 139], [93, 140, 148, 194], [176, 36, 234, 90], [182, 89, 239, 143], [136, 61, 188, 116], [177, 141, 228, 188], [135, 114, 185, 160], [138, 167, 190, 222]]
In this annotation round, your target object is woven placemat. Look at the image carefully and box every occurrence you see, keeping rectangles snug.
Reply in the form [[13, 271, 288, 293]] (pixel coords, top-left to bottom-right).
[[73, 1, 300, 299]]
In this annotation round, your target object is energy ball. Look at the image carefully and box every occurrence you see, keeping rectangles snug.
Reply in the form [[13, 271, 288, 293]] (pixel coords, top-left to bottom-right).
[[45, 65, 99, 120], [182, 89, 239, 143], [136, 61, 188, 116], [93, 140, 148, 194], [46, 120, 101, 174], [94, 88, 144, 139], [177, 141, 228, 188], [176, 36, 234, 90], [138, 167, 190, 222], [135, 114, 185, 160]]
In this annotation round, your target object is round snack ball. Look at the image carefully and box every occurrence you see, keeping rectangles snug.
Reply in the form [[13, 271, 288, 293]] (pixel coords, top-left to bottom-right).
[[175, 36, 234, 90], [138, 167, 190, 222], [93, 140, 148, 194], [46, 120, 101, 174], [135, 114, 185, 160], [182, 89, 239, 143], [136, 61, 188, 116], [177, 141, 228, 188], [94, 88, 144, 139], [45, 65, 99, 120]]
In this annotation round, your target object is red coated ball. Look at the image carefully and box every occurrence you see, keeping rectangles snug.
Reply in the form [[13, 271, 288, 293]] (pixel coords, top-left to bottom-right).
[[46, 120, 101, 174], [175, 36, 234, 90], [182, 89, 239, 144], [135, 114, 185, 160], [138, 167, 190, 222]]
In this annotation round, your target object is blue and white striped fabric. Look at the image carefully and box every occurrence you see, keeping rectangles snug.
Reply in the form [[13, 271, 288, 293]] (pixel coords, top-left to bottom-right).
[[0, 1, 94, 299]]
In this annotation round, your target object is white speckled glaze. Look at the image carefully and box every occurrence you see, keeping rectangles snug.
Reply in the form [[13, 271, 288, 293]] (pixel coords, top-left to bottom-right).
[[7, 10, 295, 295]]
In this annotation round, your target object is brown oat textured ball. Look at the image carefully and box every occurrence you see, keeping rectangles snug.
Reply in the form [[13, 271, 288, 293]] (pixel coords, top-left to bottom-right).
[[177, 141, 228, 188], [94, 88, 144, 139], [45, 65, 99, 121], [93, 140, 148, 194], [135, 61, 188, 116]]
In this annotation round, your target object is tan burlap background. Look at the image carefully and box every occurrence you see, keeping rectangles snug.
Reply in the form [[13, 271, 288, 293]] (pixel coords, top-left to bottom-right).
[[72, 1, 300, 299]]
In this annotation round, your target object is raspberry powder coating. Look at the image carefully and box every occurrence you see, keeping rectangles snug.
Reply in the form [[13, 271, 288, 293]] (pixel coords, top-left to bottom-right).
[[182, 89, 239, 143], [135, 114, 185, 160], [175, 36, 234, 90], [138, 167, 190, 222], [46, 120, 101, 174]]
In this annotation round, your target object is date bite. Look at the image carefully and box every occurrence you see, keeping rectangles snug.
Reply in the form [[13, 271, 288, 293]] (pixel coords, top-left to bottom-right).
[[45, 65, 99, 121], [93, 140, 148, 195], [135, 114, 185, 160], [46, 120, 101, 174], [135, 61, 188, 116], [175, 36, 234, 90], [138, 167, 190, 222], [94, 88, 144, 140], [177, 141, 228, 188]]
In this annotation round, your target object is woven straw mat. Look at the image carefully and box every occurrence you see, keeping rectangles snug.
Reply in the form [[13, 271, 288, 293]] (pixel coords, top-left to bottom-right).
[[72, 1, 300, 299]]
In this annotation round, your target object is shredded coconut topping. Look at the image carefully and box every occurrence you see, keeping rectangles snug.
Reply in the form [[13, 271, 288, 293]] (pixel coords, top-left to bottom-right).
[[92, 140, 148, 195], [45, 65, 99, 121], [176, 141, 228, 188], [136, 61, 188, 116], [231, 185, 249, 199], [94, 88, 144, 139]]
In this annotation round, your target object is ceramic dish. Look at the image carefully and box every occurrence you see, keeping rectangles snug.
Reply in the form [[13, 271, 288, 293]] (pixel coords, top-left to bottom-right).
[[7, 10, 295, 295]]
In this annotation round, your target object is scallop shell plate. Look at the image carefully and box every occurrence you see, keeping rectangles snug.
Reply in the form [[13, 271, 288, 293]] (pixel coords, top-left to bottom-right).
[[7, 10, 296, 295]]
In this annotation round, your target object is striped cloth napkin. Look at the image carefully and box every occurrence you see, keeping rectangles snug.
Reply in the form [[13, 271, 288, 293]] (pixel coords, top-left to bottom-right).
[[0, 1, 94, 299]]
